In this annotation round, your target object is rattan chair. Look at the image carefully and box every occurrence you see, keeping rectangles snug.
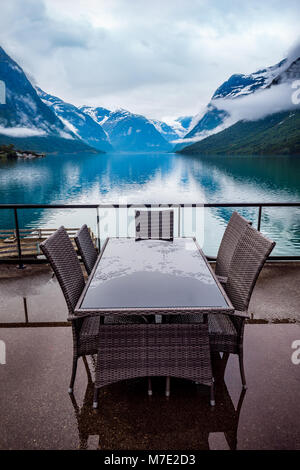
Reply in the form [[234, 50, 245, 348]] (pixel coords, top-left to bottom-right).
[[135, 209, 174, 241], [70, 353, 246, 449], [209, 224, 276, 388], [215, 211, 251, 283], [75, 224, 98, 275], [171, 224, 275, 390], [40, 226, 101, 393]]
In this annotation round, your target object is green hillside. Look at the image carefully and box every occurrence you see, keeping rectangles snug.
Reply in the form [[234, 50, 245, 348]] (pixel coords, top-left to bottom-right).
[[177, 110, 300, 155], [0, 134, 102, 154]]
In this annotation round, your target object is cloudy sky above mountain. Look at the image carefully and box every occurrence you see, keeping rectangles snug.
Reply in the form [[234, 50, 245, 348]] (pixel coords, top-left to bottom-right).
[[0, 0, 299, 120]]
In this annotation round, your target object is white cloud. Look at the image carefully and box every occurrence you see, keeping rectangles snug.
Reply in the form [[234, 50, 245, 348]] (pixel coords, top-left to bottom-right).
[[173, 117, 237, 144], [0, 0, 299, 119], [213, 82, 300, 122], [0, 127, 47, 137]]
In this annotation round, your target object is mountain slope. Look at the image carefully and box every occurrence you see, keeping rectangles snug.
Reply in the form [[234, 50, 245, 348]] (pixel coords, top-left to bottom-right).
[[81, 106, 175, 149], [177, 110, 300, 155], [37, 89, 112, 152], [180, 57, 293, 145], [0, 133, 98, 154], [0, 46, 100, 152], [149, 119, 181, 142], [101, 109, 171, 151], [174, 116, 193, 135], [0, 46, 71, 136]]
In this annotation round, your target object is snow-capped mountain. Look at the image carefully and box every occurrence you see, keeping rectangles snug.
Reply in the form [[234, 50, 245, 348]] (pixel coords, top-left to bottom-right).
[[99, 109, 171, 151], [79, 105, 111, 126], [181, 54, 300, 146], [173, 116, 193, 136], [0, 46, 188, 153], [0, 46, 73, 139], [81, 106, 176, 149], [269, 57, 300, 86], [149, 116, 193, 142], [149, 119, 181, 142], [178, 109, 300, 155], [37, 90, 112, 152], [0, 46, 102, 153]]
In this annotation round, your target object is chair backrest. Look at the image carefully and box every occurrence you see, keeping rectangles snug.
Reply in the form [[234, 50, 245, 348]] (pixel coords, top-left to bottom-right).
[[215, 211, 251, 277], [40, 226, 85, 314], [74, 224, 98, 275], [135, 209, 174, 241], [225, 224, 275, 312]]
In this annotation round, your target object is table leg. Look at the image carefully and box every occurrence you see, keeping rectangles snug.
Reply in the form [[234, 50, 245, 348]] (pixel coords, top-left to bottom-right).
[[165, 376, 170, 397], [148, 377, 153, 396], [93, 387, 99, 409]]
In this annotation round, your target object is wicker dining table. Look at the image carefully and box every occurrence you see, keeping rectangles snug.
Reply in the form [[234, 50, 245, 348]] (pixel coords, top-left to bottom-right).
[[74, 237, 234, 408]]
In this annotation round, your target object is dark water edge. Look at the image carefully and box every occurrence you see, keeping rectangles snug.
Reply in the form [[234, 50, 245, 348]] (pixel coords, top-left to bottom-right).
[[0, 151, 300, 256]]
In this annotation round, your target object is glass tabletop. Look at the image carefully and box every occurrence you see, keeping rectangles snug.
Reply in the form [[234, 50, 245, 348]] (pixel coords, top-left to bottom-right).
[[79, 238, 231, 311]]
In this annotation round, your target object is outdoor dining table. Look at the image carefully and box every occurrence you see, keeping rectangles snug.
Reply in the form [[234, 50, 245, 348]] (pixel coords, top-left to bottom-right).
[[74, 237, 234, 408]]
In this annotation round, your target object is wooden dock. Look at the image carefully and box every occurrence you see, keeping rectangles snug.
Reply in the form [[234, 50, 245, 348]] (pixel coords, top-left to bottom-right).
[[0, 227, 96, 259]]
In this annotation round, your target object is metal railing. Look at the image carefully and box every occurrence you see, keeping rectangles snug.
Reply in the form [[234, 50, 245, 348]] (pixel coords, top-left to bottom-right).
[[0, 202, 300, 266]]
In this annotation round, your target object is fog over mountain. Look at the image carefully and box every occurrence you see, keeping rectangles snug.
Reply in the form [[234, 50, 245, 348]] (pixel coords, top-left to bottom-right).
[[174, 43, 300, 150]]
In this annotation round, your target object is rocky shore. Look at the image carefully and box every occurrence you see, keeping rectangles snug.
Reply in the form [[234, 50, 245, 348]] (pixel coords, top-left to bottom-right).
[[0, 144, 45, 160]]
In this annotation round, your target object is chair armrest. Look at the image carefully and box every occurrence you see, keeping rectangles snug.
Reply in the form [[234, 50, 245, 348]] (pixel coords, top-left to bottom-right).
[[216, 275, 228, 285], [67, 313, 95, 321], [68, 313, 150, 323], [229, 310, 250, 320]]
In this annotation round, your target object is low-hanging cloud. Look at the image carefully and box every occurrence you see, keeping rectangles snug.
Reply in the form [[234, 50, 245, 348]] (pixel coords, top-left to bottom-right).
[[0, 127, 47, 137], [213, 81, 300, 123]]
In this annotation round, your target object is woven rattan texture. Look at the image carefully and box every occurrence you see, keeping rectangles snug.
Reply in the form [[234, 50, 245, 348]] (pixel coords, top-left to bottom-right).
[[215, 211, 251, 278], [225, 225, 276, 312], [40, 226, 85, 314], [75, 224, 98, 275], [95, 323, 213, 389], [135, 209, 174, 241]]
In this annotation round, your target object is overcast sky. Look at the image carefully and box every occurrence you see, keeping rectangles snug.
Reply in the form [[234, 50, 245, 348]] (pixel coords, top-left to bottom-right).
[[0, 0, 299, 121]]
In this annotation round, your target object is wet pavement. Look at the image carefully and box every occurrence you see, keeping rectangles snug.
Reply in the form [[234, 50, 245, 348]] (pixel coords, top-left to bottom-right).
[[0, 263, 299, 450]]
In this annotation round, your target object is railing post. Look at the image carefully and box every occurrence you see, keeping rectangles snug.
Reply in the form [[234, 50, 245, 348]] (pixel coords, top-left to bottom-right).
[[96, 207, 101, 251], [13, 208, 25, 269], [257, 206, 262, 231], [116, 205, 120, 238], [23, 297, 29, 323], [178, 205, 181, 237]]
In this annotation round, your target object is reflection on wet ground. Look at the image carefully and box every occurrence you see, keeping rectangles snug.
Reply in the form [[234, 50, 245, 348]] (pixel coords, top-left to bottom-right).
[[0, 263, 299, 449]]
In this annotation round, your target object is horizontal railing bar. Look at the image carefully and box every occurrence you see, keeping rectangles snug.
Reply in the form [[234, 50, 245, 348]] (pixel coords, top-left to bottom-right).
[[0, 204, 99, 209], [206, 256, 300, 262], [1, 256, 300, 265], [201, 202, 300, 208], [98, 203, 300, 208], [0, 202, 300, 209], [0, 319, 296, 328], [0, 321, 70, 328], [0, 258, 48, 264]]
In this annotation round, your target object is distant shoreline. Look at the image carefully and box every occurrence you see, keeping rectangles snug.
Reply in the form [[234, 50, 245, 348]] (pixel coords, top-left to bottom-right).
[[0, 144, 45, 160]]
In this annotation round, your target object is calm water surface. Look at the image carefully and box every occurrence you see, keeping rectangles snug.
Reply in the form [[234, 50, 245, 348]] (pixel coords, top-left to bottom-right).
[[0, 151, 300, 256]]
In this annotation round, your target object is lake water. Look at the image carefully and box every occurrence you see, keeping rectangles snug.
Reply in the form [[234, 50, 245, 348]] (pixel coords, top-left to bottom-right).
[[0, 151, 300, 256]]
